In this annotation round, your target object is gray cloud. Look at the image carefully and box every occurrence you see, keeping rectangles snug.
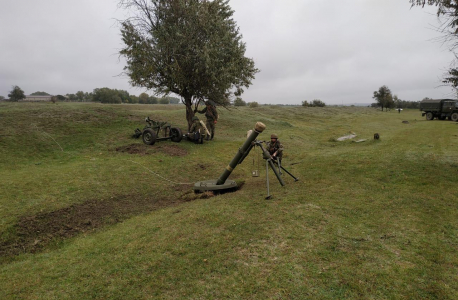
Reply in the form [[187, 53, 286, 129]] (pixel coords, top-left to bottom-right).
[[0, 0, 454, 104]]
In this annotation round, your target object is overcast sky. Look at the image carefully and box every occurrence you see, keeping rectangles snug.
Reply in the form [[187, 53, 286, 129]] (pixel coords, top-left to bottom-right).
[[0, 0, 455, 105]]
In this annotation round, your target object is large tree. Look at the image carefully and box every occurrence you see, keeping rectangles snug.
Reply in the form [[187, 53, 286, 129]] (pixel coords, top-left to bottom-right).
[[373, 85, 394, 111], [76, 91, 85, 101], [139, 92, 149, 104], [119, 0, 258, 129], [8, 85, 25, 101], [92, 88, 122, 104], [410, 1, 458, 88]]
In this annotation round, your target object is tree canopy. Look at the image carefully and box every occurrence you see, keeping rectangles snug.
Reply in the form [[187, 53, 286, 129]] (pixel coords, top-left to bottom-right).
[[301, 99, 326, 107], [30, 91, 50, 96], [410, 0, 458, 88], [234, 98, 246, 106], [92, 88, 122, 104], [311, 99, 326, 107], [8, 86, 25, 101], [119, 0, 258, 128], [373, 85, 395, 111]]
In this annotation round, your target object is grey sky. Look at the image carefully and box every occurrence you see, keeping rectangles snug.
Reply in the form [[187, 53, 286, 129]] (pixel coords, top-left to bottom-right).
[[0, 0, 454, 104]]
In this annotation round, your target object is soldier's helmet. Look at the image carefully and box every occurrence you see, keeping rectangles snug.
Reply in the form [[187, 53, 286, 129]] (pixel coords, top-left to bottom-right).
[[192, 116, 199, 121], [271, 133, 278, 139]]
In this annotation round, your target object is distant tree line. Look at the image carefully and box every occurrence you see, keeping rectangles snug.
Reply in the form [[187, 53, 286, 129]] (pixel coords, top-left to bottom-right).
[[372, 85, 422, 110], [302, 99, 326, 107], [3, 85, 180, 104], [75, 88, 180, 104], [30, 91, 50, 96], [232, 98, 260, 107]]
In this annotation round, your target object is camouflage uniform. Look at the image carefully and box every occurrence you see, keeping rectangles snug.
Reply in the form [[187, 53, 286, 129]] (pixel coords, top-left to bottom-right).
[[198, 103, 218, 140], [188, 117, 206, 143], [266, 138, 284, 162]]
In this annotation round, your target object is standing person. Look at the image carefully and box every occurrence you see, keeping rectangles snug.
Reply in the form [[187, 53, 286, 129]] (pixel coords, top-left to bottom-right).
[[198, 101, 218, 140], [266, 134, 284, 162]]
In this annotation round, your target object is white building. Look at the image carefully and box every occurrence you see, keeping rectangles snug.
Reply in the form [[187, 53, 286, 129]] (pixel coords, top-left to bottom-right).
[[22, 95, 53, 102]]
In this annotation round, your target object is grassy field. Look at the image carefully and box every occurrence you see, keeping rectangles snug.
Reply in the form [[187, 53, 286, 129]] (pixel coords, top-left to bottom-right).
[[0, 102, 457, 299]]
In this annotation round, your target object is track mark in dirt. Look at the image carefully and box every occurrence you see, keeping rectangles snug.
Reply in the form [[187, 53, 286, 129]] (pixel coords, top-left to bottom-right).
[[1, 177, 243, 261], [0, 191, 192, 260], [115, 143, 188, 156]]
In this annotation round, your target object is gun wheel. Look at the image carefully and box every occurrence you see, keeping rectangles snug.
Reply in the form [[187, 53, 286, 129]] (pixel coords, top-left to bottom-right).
[[170, 127, 183, 142], [142, 128, 157, 145]]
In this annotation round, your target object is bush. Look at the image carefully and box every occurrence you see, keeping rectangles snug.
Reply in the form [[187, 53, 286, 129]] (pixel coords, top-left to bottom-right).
[[249, 101, 259, 108], [234, 98, 246, 106], [312, 99, 326, 107]]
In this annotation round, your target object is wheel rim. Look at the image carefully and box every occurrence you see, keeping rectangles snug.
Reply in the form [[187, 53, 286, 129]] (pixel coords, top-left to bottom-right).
[[144, 132, 153, 143]]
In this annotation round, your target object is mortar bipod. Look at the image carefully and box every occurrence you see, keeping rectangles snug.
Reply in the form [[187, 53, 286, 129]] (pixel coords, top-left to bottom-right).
[[271, 159, 299, 182]]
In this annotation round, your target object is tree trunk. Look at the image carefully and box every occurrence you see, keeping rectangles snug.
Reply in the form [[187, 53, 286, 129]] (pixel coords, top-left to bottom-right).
[[184, 96, 194, 131]]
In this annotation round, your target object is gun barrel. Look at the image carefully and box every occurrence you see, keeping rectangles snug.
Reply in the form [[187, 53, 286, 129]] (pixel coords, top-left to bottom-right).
[[216, 122, 266, 185]]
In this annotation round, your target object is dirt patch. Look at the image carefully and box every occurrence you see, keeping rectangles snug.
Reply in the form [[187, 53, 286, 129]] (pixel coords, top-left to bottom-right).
[[115, 143, 188, 156], [116, 143, 151, 155], [0, 191, 192, 260], [180, 190, 216, 202], [1, 176, 243, 261], [159, 144, 188, 156]]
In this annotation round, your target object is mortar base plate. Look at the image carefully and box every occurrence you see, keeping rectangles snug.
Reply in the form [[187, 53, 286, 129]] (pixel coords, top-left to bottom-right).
[[193, 179, 237, 192]]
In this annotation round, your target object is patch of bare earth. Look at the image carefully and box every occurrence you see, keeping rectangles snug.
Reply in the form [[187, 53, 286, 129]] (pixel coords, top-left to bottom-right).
[[0, 191, 195, 260], [0, 180, 243, 261], [115, 143, 188, 156]]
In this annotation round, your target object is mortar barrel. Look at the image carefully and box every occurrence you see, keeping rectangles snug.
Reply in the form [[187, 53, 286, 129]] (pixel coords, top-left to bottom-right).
[[216, 122, 266, 185]]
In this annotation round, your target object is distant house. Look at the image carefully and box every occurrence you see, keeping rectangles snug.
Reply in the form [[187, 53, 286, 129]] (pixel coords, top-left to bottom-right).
[[22, 95, 53, 102]]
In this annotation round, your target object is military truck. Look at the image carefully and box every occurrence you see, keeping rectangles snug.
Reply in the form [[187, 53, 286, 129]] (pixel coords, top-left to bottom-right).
[[420, 99, 458, 121]]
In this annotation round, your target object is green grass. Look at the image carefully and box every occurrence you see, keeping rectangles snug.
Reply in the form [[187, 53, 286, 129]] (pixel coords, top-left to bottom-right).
[[1, 102, 457, 299]]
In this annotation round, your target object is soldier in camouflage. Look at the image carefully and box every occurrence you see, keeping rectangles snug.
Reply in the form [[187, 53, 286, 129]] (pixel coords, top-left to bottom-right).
[[265, 133, 284, 162], [198, 101, 218, 140], [188, 116, 206, 144]]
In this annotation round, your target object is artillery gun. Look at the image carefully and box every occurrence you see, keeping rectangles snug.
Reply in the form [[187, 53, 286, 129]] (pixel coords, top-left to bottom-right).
[[133, 117, 183, 145]]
